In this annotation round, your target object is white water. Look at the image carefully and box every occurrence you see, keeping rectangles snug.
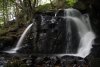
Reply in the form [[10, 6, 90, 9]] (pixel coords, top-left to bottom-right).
[[63, 8, 95, 58], [5, 23, 33, 53], [4, 8, 95, 58], [77, 32, 95, 58]]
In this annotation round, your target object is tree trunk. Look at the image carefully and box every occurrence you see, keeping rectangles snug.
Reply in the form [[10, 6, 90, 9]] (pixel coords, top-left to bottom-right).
[[3, 0, 6, 26]]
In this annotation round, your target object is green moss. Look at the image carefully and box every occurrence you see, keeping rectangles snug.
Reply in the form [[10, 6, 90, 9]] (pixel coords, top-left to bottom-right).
[[66, 0, 77, 7]]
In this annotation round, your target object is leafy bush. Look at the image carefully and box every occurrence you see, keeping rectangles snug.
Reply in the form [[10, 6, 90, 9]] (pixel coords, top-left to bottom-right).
[[66, 0, 77, 7]]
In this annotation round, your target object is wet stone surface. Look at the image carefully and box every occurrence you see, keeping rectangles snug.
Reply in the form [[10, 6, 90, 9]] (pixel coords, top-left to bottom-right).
[[0, 54, 89, 67]]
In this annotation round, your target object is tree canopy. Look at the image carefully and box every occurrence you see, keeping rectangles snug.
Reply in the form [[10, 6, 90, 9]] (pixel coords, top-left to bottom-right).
[[0, 0, 77, 27]]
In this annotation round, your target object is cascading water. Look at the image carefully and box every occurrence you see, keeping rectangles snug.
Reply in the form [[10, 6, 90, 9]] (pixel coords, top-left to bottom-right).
[[5, 23, 33, 53], [4, 8, 95, 58], [59, 8, 95, 58]]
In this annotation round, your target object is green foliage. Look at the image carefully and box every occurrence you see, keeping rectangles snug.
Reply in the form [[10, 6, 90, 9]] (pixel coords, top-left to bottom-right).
[[36, 3, 52, 11], [66, 0, 77, 7], [0, 28, 8, 35], [0, 0, 15, 26], [0, 20, 3, 25]]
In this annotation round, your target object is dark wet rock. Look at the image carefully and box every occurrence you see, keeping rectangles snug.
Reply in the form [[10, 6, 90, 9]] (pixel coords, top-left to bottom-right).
[[94, 37, 100, 44], [0, 54, 90, 67], [74, 0, 91, 13], [35, 10, 56, 17], [0, 36, 17, 51], [56, 10, 64, 17], [90, 58, 100, 67], [32, 11, 80, 54], [92, 45, 100, 57], [0, 57, 7, 67], [89, 0, 100, 36], [17, 45, 33, 54], [90, 37, 100, 58]]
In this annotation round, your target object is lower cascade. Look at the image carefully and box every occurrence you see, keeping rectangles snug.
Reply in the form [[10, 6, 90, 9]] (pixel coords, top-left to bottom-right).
[[4, 8, 95, 58], [61, 9, 96, 58], [4, 23, 33, 53]]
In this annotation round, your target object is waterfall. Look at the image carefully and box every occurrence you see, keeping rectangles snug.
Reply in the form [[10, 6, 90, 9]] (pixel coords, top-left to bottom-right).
[[4, 8, 95, 58], [5, 23, 33, 53], [60, 8, 95, 58]]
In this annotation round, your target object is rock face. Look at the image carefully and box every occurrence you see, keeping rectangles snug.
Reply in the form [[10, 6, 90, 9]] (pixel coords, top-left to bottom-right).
[[32, 11, 67, 54], [74, 0, 91, 13], [0, 36, 17, 51], [30, 9, 80, 54], [89, 0, 100, 59], [0, 54, 89, 67], [90, 0, 100, 35]]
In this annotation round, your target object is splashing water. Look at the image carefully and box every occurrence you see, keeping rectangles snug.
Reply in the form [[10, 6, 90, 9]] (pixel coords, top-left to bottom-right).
[[5, 23, 33, 53], [77, 32, 95, 58], [61, 8, 95, 58], [4, 8, 95, 58]]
